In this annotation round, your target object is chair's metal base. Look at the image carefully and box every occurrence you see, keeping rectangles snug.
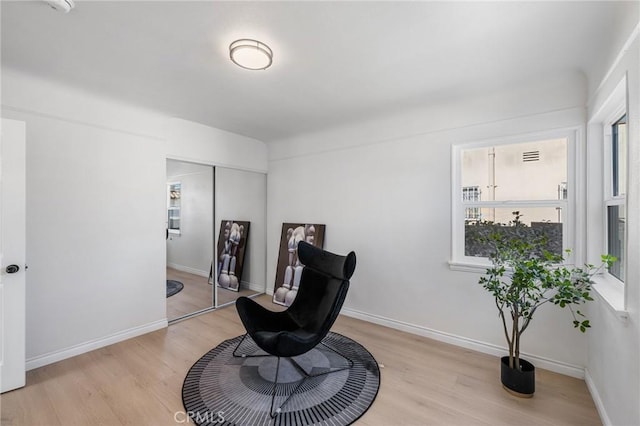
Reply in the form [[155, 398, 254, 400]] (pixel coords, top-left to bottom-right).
[[232, 334, 354, 417], [232, 333, 271, 358]]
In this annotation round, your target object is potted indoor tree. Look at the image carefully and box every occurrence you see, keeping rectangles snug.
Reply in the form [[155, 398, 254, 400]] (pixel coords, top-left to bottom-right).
[[477, 212, 614, 397]]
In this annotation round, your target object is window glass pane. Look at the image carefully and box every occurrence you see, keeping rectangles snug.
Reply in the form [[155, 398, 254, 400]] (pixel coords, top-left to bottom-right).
[[612, 115, 627, 197], [465, 208, 563, 257], [462, 138, 567, 201], [607, 205, 626, 282]]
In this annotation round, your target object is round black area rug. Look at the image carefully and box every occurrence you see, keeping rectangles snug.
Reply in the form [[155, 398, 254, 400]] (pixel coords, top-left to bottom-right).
[[166, 280, 184, 297], [182, 332, 380, 426]]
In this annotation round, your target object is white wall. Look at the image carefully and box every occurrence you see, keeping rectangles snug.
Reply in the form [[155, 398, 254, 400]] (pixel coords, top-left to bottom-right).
[[166, 160, 214, 276], [585, 32, 640, 426], [267, 72, 592, 375], [1, 68, 268, 368]]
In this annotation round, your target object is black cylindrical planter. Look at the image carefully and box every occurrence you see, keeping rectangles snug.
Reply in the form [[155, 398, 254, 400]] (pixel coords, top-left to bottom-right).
[[500, 356, 535, 397]]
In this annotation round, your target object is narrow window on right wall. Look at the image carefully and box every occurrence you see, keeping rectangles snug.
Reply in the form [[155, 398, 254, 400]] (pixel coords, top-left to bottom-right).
[[606, 114, 627, 282]]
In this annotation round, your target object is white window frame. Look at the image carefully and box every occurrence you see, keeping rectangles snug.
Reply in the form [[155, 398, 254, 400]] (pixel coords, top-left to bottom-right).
[[586, 76, 628, 318], [602, 108, 627, 284], [450, 129, 578, 272]]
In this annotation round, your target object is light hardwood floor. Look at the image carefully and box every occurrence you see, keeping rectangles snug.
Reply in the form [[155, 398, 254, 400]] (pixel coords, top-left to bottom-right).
[[166, 268, 258, 320], [1, 295, 601, 425]]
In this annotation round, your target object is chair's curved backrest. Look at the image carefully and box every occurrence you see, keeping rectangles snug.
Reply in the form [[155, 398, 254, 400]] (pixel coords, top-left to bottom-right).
[[287, 241, 356, 340]]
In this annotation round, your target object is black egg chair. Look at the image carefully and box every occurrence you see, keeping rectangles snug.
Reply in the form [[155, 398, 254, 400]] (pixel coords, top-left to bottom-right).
[[234, 241, 356, 417]]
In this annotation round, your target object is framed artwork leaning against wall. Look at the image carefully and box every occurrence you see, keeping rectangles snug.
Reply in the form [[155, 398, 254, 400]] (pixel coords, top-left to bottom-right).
[[214, 220, 250, 292], [273, 223, 325, 306]]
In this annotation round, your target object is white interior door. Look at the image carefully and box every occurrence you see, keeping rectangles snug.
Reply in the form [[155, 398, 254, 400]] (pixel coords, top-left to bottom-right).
[[0, 118, 26, 393]]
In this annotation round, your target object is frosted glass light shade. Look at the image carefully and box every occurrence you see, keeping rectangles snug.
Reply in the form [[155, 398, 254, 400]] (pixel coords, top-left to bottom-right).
[[229, 39, 273, 70]]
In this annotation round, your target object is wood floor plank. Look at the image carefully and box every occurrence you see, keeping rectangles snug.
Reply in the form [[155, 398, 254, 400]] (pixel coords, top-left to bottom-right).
[[1, 295, 601, 425]]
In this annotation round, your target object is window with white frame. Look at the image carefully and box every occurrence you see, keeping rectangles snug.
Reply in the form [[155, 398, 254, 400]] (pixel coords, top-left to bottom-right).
[[605, 114, 627, 283], [167, 182, 182, 235], [452, 133, 572, 265]]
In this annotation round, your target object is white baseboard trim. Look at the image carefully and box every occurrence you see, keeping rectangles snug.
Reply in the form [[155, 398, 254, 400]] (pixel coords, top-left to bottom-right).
[[26, 319, 168, 371], [585, 369, 611, 426], [241, 280, 265, 293], [340, 307, 585, 379], [167, 263, 209, 278]]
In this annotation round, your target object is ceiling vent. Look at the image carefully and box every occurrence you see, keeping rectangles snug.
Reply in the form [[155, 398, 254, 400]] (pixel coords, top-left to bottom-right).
[[43, 0, 75, 13], [522, 150, 540, 162]]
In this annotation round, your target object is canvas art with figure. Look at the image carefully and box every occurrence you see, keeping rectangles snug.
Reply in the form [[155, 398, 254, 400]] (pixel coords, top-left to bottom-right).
[[273, 223, 325, 306], [214, 220, 250, 292]]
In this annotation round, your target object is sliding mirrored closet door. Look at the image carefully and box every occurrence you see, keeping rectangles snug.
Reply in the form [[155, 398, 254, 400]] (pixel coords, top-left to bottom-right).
[[165, 160, 267, 321], [166, 159, 215, 321]]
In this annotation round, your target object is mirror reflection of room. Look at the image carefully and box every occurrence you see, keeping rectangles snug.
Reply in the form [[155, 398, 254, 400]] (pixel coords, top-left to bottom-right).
[[166, 160, 214, 321], [214, 167, 266, 307]]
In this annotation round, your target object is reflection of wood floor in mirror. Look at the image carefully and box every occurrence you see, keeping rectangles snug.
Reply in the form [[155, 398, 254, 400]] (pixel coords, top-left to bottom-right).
[[166, 268, 260, 321], [167, 268, 213, 320]]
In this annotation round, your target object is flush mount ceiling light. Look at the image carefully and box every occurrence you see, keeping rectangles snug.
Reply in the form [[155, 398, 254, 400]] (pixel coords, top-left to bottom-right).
[[229, 39, 273, 70], [43, 0, 75, 13]]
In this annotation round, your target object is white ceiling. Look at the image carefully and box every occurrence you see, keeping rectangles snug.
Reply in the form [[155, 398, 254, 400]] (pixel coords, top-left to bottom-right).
[[2, 1, 638, 143]]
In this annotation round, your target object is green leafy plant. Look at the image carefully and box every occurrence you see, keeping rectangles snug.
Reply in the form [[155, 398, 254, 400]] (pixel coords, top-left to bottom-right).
[[478, 212, 615, 371]]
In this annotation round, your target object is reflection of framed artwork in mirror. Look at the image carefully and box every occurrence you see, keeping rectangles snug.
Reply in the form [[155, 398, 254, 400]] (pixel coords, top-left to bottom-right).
[[215, 220, 250, 292], [272, 223, 325, 306]]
